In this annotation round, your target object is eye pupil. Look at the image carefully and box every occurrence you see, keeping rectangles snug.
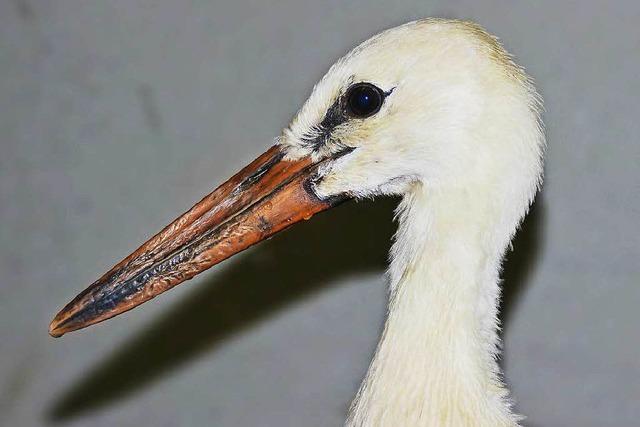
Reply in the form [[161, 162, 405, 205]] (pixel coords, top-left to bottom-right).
[[346, 83, 383, 118]]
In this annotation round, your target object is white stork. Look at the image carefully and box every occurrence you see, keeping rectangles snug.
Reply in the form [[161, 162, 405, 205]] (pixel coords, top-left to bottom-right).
[[50, 19, 545, 426]]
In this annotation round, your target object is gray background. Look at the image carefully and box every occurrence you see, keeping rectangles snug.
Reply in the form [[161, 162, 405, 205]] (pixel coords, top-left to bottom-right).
[[1, 1, 638, 426]]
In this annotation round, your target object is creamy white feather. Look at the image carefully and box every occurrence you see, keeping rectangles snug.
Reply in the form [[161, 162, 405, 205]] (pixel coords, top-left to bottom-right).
[[280, 18, 545, 427]]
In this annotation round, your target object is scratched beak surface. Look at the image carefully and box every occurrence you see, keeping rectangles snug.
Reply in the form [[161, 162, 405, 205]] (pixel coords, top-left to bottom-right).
[[49, 145, 348, 337]]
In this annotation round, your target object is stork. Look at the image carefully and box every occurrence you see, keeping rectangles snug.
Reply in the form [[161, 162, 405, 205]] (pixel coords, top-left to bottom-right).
[[49, 19, 545, 426]]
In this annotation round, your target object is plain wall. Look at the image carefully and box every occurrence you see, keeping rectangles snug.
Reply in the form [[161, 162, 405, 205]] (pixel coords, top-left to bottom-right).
[[1, 1, 638, 426]]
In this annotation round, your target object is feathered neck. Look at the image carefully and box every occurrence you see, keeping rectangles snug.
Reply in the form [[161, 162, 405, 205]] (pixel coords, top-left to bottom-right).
[[347, 182, 523, 427]]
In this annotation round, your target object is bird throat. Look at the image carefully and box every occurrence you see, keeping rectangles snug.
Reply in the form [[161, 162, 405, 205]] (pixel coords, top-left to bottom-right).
[[347, 185, 520, 427]]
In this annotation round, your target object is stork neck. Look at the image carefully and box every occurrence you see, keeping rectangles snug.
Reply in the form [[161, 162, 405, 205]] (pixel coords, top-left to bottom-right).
[[347, 184, 519, 427]]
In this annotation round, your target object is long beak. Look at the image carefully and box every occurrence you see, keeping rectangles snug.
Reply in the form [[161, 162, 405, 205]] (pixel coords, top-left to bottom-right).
[[49, 145, 350, 337]]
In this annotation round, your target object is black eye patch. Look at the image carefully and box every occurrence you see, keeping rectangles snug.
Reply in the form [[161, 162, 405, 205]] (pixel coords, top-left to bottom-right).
[[300, 82, 391, 151]]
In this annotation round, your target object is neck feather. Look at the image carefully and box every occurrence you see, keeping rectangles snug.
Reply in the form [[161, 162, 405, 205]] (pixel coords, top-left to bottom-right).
[[347, 183, 524, 427]]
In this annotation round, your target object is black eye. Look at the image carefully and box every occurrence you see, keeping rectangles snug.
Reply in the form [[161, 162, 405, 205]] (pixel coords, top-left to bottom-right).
[[346, 83, 384, 118]]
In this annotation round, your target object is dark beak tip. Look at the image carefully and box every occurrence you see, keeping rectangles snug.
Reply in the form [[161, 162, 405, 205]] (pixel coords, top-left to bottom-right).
[[49, 321, 64, 338], [49, 308, 74, 338]]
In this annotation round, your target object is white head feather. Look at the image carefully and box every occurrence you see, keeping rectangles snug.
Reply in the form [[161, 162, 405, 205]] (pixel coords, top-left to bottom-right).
[[280, 18, 545, 426]]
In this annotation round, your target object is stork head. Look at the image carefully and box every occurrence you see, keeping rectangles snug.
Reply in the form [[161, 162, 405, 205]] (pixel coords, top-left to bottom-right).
[[50, 19, 544, 337], [284, 19, 543, 203]]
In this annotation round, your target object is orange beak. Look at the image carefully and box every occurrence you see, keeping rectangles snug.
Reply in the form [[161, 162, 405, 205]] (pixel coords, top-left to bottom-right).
[[49, 145, 351, 337]]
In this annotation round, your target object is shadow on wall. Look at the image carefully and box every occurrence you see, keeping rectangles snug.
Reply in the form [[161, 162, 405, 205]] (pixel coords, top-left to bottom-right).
[[501, 194, 546, 331], [498, 194, 546, 427], [47, 197, 398, 422], [46, 194, 545, 423]]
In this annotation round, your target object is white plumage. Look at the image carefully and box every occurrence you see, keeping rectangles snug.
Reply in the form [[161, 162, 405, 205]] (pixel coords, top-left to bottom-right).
[[49, 17, 545, 427], [281, 19, 545, 426]]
